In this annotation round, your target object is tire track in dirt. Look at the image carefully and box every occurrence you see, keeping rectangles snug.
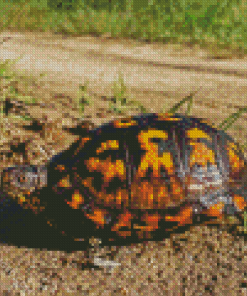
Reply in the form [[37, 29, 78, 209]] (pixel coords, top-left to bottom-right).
[[0, 31, 247, 105]]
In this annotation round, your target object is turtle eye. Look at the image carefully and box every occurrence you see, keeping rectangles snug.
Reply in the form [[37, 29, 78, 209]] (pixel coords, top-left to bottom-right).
[[16, 174, 33, 188], [11, 169, 36, 189], [17, 176, 26, 184]]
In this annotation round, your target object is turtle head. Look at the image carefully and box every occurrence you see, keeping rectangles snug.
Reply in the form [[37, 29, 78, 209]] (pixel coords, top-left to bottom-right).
[[1, 165, 47, 194]]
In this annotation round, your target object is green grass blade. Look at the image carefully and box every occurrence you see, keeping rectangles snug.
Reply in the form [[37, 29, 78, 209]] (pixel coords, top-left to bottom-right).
[[166, 87, 201, 115], [218, 107, 247, 131]]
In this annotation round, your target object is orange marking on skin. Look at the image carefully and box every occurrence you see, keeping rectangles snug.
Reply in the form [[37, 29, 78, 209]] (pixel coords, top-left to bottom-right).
[[233, 195, 247, 211], [113, 118, 138, 128], [66, 190, 84, 209], [57, 175, 72, 188], [157, 113, 181, 121], [111, 211, 133, 236], [19, 195, 25, 204], [133, 225, 155, 232], [17, 195, 45, 214], [47, 220, 53, 226], [85, 208, 109, 228], [165, 207, 193, 226], [74, 137, 91, 155], [96, 140, 119, 154], [141, 213, 160, 230], [114, 231, 132, 238], [204, 202, 225, 218], [55, 165, 66, 172]]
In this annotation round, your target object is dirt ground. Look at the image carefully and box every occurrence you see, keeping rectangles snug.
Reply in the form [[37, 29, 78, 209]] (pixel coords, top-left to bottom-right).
[[0, 30, 247, 295]]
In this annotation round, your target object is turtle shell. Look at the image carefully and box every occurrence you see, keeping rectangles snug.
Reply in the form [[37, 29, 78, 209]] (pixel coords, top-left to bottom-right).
[[1, 113, 247, 243]]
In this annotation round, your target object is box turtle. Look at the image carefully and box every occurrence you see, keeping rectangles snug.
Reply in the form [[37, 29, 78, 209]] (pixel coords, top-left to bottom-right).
[[1, 113, 247, 249]]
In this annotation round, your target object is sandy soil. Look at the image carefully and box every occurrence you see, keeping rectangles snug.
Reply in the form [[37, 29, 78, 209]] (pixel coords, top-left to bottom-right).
[[0, 30, 247, 295]]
